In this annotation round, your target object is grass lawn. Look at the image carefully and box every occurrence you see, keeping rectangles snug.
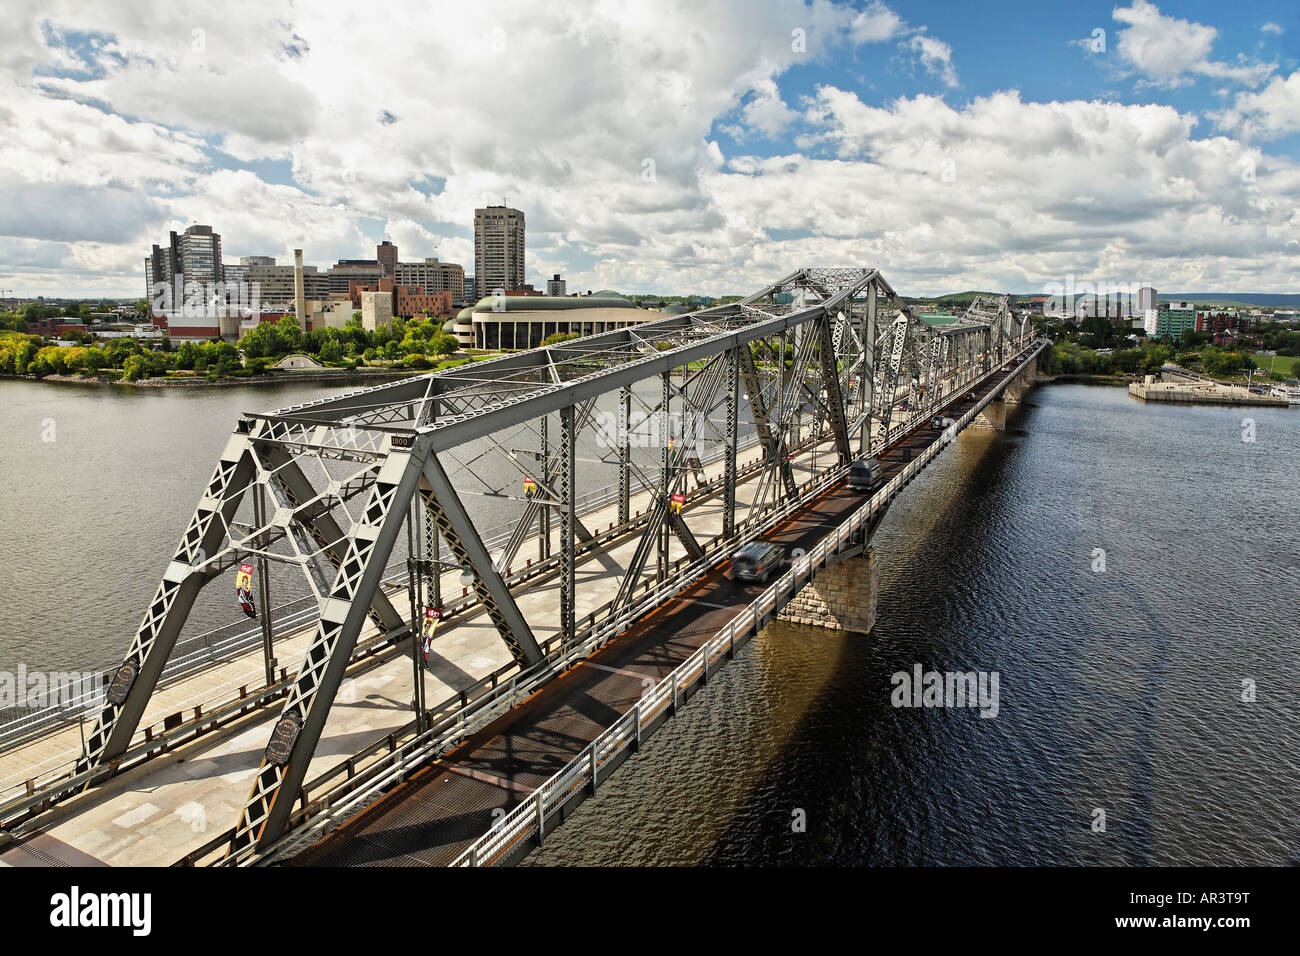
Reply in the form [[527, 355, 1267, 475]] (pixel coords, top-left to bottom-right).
[[1251, 353, 1300, 378]]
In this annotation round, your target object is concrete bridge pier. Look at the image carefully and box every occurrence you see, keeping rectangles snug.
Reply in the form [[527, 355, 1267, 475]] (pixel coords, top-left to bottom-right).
[[1003, 354, 1038, 405], [972, 355, 1039, 429], [778, 547, 878, 633], [971, 399, 1007, 430]]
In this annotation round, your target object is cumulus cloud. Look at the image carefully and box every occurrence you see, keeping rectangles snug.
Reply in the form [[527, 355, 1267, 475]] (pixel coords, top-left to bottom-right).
[[850, 1, 903, 43], [1213, 71, 1300, 141], [1112, 0, 1273, 88], [796, 87, 1300, 292], [0, 0, 1295, 298], [905, 33, 958, 89]]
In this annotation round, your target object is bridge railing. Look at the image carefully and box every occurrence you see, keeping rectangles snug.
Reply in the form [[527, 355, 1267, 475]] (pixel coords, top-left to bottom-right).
[[237, 435, 853, 866], [212, 339, 1043, 866], [447, 339, 1046, 867]]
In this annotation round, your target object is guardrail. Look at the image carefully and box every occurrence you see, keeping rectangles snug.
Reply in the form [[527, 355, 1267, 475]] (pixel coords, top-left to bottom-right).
[[446, 339, 1045, 867], [243, 339, 1042, 867], [38, 338, 1039, 864], [229, 437, 859, 867]]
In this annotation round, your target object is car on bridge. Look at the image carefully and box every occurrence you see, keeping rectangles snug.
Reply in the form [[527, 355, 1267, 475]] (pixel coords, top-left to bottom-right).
[[731, 541, 787, 584], [847, 456, 883, 492], [931, 415, 953, 429]]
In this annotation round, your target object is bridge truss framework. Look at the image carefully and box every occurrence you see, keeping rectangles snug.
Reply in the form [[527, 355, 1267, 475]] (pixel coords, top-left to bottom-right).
[[65, 267, 1027, 857]]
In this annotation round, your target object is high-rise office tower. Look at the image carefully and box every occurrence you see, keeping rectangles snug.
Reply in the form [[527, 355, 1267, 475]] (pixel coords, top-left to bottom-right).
[[143, 223, 223, 305], [377, 240, 398, 279], [474, 206, 525, 294]]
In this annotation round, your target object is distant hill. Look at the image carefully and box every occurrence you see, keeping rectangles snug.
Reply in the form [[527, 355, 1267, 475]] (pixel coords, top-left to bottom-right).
[[913, 291, 1300, 310], [904, 291, 1003, 306], [1159, 293, 1300, 308]]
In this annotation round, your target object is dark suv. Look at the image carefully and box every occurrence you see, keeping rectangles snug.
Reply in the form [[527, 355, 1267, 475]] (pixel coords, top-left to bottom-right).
[[732, 542, 787, 584], [847, 457, 883, 491]]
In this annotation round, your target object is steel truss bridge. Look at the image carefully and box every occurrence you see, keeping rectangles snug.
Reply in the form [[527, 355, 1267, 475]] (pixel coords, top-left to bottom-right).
[[1, 267, 1036, 865]]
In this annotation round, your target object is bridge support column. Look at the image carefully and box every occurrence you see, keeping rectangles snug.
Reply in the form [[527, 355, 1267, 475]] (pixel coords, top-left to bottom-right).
[[971, 399, 1006, 430], [1003, 355, 1040, 405], [778, 548, 877, 633]]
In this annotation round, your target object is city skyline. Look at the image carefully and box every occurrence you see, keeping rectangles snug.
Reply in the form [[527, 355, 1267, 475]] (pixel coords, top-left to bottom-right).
[[2, 1, 1300, 300]]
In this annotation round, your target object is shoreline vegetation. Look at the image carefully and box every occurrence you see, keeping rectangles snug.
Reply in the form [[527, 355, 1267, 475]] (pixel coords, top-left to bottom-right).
[[0, 314, 494, 388], [24, 365, 428, 388]]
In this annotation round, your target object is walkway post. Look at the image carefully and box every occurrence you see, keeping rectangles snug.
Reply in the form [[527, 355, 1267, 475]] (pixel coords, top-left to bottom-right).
[[559, 404, 576, 643], [723, 349, 738, 541], [618, 385, 631, 526], [253, 484, 275, 688]]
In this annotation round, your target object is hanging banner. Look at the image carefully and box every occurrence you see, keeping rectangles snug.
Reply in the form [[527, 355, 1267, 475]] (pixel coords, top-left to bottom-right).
[[236, 562, 257, 620], [670, 492, 685, 514], [420, 606, 443, 665]]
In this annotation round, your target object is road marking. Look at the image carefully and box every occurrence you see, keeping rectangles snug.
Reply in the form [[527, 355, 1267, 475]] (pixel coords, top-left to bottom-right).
[[580, 661, 650, 681], [442, 764, 535, 794], [677, 598, 732, 610]]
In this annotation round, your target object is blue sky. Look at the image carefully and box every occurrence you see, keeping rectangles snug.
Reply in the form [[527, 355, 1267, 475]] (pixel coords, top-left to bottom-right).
[[2, 0, 1299, 297]]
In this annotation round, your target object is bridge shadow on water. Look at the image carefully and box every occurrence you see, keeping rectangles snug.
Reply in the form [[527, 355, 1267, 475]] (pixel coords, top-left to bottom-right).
[[689, 393, 1170, 866]]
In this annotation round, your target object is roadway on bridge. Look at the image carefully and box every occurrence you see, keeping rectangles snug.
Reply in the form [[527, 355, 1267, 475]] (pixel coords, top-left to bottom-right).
[[289, 358, 1030, 867]]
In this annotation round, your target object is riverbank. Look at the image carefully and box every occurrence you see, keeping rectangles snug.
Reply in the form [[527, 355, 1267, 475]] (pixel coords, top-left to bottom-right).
[[1037, 372, 1133, 386], [22, 367, 423, 389]]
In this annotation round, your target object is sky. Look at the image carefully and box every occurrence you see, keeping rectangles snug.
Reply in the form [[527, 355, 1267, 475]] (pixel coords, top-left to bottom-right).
[[1, 0, 1298, 299]]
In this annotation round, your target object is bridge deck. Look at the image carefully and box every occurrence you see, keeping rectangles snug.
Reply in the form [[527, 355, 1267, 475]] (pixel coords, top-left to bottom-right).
[[1, 417, 841, 865], [288, 360, 1028, 867]]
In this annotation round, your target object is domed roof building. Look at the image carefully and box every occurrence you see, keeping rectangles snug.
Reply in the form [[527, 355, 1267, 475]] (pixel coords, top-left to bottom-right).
[[455, 292, 654, 350]]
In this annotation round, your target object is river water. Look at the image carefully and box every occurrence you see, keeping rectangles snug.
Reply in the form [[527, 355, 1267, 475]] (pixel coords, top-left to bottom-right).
[[523, 382, 1300, 866], [0, 375, 753, 678], [2, 378, 1296, 864]]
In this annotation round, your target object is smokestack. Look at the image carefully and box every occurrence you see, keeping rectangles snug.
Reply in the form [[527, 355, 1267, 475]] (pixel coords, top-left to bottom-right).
[[293, 248, 306, 329]]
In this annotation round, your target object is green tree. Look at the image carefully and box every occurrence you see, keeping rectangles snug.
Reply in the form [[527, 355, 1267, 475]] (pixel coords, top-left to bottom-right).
[[319, 339, 343, 363], [275, 315, 303, 351], [239, 321, 286, 359], [122, 354, 149, 381], [428, 331, 458, 357]]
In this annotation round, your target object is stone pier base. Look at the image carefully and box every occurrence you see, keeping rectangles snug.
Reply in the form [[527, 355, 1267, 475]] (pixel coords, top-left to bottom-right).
[[778, 547, 878, 633], [971, 398, 1006, 429], [1003, 355, 1038, 405]]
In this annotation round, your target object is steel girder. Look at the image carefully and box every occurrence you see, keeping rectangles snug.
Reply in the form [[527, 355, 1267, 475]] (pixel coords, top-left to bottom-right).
[[76, 433, 256, 774], [76, 265, 1040, 860], [558, 404, 577, 643], [229, 444, 429, 854], [722, 350, 739, 540], [419, 458, 544, 667]]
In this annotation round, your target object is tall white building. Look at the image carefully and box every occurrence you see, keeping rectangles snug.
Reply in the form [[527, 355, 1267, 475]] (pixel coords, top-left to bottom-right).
[[144, 224, 224, 304], [474, 206, 525, 294], [546, 273, 566, 297], [1137, 287, 1157, 312]]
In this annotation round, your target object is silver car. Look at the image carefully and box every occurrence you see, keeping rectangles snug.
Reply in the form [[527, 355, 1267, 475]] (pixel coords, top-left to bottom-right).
[[732, 542, 786, 584]]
